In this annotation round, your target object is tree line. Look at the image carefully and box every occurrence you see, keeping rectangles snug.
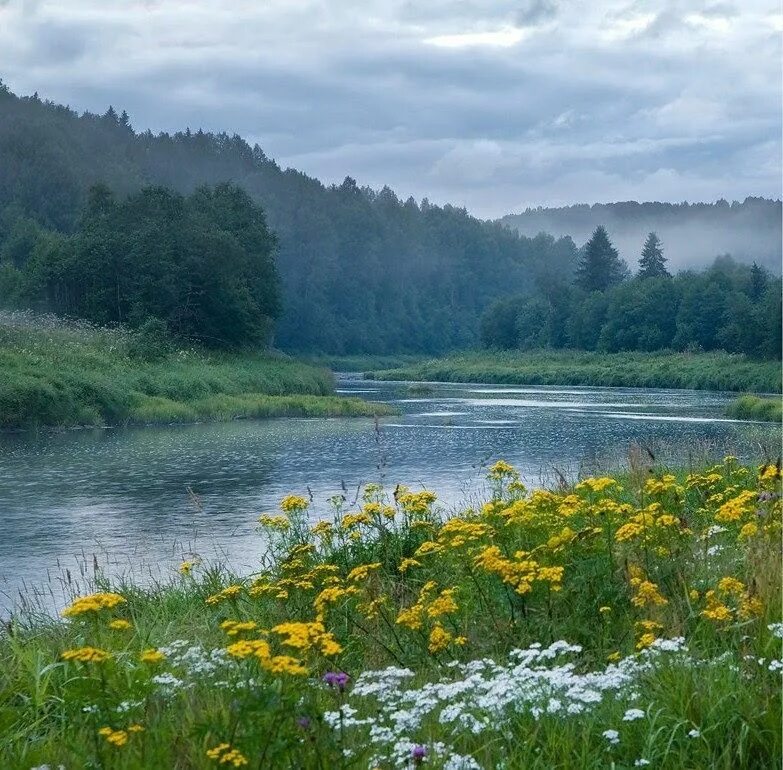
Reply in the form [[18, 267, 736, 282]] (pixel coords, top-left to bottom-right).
[[480, 227, 781, 359]]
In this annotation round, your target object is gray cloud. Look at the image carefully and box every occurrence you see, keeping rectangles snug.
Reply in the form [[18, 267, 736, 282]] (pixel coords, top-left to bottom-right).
[[0, 0, 779, 217]]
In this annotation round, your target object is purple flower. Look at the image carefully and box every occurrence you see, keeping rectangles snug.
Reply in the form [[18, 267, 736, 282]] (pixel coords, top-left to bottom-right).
[[322, 671, 350, 691], [412, 744, 427, 764], [296, 716, 311, 730]]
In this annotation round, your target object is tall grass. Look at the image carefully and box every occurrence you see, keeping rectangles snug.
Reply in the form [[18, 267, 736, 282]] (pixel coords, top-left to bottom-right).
[[0, 313, 395, 429], [366, 349, 782, 393], [1, 459, 779, 768], [725, 395, 782, 422]]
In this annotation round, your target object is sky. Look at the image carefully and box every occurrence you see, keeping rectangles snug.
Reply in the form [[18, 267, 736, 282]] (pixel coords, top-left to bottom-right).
[[0, 0, 780, 218]]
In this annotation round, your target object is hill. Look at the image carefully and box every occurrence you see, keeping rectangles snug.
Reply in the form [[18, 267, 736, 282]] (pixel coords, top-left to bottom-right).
[[0, 85, 576, 355], [500, 199, 782, 273]]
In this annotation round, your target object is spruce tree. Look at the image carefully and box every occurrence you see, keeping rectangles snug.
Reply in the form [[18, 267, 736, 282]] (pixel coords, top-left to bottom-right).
[[638, 232, 670, 278], [749, 262, 767, 301], [575, 225, 627, 292]]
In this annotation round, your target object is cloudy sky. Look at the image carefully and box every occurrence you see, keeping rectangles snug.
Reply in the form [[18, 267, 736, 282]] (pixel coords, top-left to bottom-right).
[[0, 0, 780, 217]]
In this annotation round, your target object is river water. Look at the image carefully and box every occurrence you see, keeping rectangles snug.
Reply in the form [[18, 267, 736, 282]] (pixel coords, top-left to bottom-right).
[[0, 377, 779, 613]]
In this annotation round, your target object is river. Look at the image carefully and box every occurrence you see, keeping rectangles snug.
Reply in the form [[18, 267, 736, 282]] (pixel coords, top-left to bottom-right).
[[0, 377, 779, 614]]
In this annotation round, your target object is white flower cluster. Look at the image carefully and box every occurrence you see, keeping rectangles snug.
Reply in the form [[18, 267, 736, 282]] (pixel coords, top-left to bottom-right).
[[324, 639, 689, 769]]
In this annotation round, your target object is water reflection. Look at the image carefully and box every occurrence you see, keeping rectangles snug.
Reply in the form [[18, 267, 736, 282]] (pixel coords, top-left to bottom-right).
[[0, 378, 779, 612]]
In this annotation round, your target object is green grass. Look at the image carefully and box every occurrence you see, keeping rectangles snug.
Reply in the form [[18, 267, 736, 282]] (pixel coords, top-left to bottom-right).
[[725, 395, 782, 422], [303, 353, 428, 372], [1, 459, 780, 768], [365, 349, 782, 393], [0, 313, 396, 429]]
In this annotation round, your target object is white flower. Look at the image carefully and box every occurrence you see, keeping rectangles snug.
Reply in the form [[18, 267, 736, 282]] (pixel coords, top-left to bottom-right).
[[634, 759, 650, 766], [623, 708, 645, 721], [767, 622, 783, 639], [602, 729, 620, 745], [688, 728, 701, 738]]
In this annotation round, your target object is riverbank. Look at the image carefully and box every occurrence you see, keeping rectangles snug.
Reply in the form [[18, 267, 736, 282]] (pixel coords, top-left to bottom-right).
[[365, 350, 782, 393], [725, 395, 782, 422], [1, 459, 779, 768], [0, 314, 395, 429]]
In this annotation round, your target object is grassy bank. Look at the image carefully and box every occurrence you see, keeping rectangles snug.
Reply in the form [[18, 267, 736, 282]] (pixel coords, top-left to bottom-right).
[[725, 395, 782, 423], [304, 353, 428, 372], [365, 350, 782, 393], [2, 459, 780, 768], [0, 313, 395, 429]]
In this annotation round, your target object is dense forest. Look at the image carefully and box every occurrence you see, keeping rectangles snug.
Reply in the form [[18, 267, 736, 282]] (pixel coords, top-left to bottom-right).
[[0, 84, 576, 353], [481, 227, 781, 359], [0, 84, 779, 357], [501, 198, 781, 273]]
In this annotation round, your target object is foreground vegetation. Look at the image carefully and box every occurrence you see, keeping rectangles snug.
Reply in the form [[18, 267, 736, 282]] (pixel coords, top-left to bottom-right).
[[366, 349, 782, 393], [2, 459, 780, 768], [726, 395, 782, 423], [0, 314, 394, 429]]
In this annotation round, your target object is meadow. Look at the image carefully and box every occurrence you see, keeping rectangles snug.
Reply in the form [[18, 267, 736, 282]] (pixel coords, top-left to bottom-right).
[[0, 313, 395, 430], [365, 350, 782, 394], [1, 458, 780, 768]]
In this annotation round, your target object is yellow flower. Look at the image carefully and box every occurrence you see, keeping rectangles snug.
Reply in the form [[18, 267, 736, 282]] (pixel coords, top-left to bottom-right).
[[738, 522, 759, 540], [226, 639, 271, 660], [341, 512, 373, 529], [715, 490, 756, 523], [62, 592, 126, 618], [61, 647, 111, 663], [636, 633, 657, 650], [428, 624, 452, 653], [576, 477, 619, 494], [399, 557, 421, 573], [311, 521, 334, 537], [631, 580, 668, 608], [258, 514, 290, 531], [280, 495, 309, 513], [427, 588, 459, 618], [179, 560, 197, 575], [128, 724, 144, 733], [536, 566, 564, 588], [738, 594, 763, 620], [207, 743, 249, 767], [264, 655, 308, 676], [139, 648, 166, 664], [615, 522, 644, 543], [414, 540, 443, 557], [689, 589, 700, 601], [347, 562, 382, 582], [205, 585, 242, 606], [607, 651, 622, 662], [220, 620, 259, 637], [98, 727, 128, 747], [599, 606, 611, 615], [717, 577, 745, 596], [398, 490, 437, 515]]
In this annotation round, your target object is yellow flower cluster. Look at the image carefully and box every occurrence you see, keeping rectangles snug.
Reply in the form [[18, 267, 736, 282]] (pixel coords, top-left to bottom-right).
[[108, 619, 132, 631], [472, 545, 543, 595], [220, 620, 258, 637], [396, 582, 459, 631], [225, 637, 307, 676], [271, 621, 342, 656], [61, 592, 126, 618], [207, 743, 249, 767], [98, 724, 143, 748], [139, 648, 166, 664], [347, 562, 382, 582], [258, 514, 291, 531], [205, 585, 243, 605], [699, 576, 763, 623], [397, 490, 437, 516], [61, 646, 111, 663], [575, 477, 619, 494], [280, 495, 309, 513]]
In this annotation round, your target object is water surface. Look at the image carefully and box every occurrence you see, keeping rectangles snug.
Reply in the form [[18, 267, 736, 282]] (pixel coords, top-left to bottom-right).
[[1, 378, 778, 613]]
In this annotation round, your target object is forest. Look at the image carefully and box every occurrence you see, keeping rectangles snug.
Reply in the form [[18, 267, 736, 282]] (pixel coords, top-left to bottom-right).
[[1, 83, 780, 357]]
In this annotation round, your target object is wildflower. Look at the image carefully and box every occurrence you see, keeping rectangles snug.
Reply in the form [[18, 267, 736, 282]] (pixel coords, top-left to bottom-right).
[[220, 620, 258, 637], [631, 581, 668, 608], [717, 576, 744, 595], [61, 647, 111, 663], [341, 512, 372, 529], [412, 744, 428, 764], [399, 557, 421, 573], [347, 562, 382, 582], [323, 671, 350, 691], [280, 495, 308, 513], [599, 606, 611, 615], [623, 708, 645, 721], [61, 592, 126, 618], [139, 648, 166, 664], [205, 585, 242, 606], [128, 724, 144, 732], [179, 560, 197, 575], [488, 460, 517, 480], [428, 624, 453, 653], [207, 743, 249, 766], [98, 727, 128, 747], [634, 760, 651, 767], [427, 588, 459, 618], [109, 619, 132, 631], [536, 566, 564, 589], [398, 490, 437, 515], [636, 633, 657, 650], [688, 729, 701, 738], [602, 729, 620, 745], [689, 589, 700, 601], [738, 594, 763, 620], [226, 639, 271, 660], [258, 514, 290, 531], [265, 655, 308, 676], [311, 520, 333, 537], [738, 521, 759, 539], [607, 651, 621, 662], [576, 477, 619, 494], [701, 591, 733, 622]]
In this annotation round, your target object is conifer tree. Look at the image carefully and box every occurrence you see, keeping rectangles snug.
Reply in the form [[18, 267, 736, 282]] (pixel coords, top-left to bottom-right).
[[638, 232, 670, 278], [575, 226, 627, 292]]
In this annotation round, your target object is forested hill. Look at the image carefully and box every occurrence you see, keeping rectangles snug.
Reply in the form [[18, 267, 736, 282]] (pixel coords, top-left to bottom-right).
[[0, 85, 577, 354], [500, 199, 782, 274]]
